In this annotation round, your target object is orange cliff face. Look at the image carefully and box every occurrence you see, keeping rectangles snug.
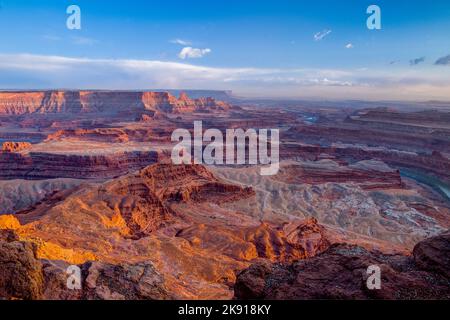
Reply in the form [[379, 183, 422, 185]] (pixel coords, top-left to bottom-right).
[[0, 91, 83, 114], [0, 91, 231, 116], [2, 142, 32, 153], [0, 92, 43, 114]]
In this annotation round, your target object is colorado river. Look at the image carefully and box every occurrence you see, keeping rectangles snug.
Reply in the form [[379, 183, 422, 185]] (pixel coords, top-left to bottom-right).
[[400, 168, 450, 202]]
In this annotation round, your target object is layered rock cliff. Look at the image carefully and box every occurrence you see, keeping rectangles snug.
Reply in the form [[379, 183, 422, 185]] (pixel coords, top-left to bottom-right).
[[0, 91, 230, 116], [281, 142, 450, 182], [275, 160, 403, 190], [0, 150, 159, 180]]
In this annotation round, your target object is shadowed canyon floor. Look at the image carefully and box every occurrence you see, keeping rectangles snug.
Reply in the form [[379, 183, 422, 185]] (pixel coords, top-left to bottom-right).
[[0, 91, 449, 299]]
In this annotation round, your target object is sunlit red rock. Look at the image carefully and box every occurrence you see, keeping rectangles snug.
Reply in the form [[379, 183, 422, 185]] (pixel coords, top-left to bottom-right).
[[0, 91, 231, 115], [1, 142, 32, 153], [0, 237, 44, 300]]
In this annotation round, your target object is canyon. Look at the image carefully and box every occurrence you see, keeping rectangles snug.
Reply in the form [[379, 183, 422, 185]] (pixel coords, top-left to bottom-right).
[[0, 91, 449, 300]]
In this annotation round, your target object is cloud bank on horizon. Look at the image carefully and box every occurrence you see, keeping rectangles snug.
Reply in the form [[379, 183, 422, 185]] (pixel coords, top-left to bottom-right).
[[0, 0, 449, 100], [1, 53, 449, 101]]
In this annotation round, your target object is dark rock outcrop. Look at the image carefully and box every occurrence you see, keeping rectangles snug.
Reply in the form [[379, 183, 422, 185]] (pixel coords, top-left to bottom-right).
[[234, 231, 450, 300], [0, 234, 172, 300], [413, 230, 450, 278], [0, 238, 44, 300], [82, 261, 172, 300]]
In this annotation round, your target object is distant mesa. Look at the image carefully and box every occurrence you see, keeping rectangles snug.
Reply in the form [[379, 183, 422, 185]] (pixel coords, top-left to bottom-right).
[[0, 90, 231, 116]]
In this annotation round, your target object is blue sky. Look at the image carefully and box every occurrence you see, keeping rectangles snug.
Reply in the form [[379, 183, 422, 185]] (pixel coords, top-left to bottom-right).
[[0, 0, 449, 100]]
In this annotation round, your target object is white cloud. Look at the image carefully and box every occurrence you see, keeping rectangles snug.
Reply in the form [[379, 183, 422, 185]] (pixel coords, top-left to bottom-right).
[[42, 35, 61, 41], [71, 36, 98, 46], [0, 53, 449, 101], [170, 39, 192, 46], [314, 29, 332, 41], [345, 43, 354, 49], [178, 47, 211, 59]]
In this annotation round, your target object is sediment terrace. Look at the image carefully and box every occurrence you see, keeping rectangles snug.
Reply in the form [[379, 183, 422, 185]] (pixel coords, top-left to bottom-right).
[[0, 148, 159, 180], [281, 142, 450, 182]]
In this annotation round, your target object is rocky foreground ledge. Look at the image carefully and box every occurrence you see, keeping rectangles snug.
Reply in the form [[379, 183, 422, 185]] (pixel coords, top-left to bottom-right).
[[0, 228, 172, 300], [234, 230, 450, 300], [1, 224, 449, 300]]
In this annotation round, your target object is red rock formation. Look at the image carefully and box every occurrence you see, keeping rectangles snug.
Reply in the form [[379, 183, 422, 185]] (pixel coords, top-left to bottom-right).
[[139, 114, 154, 122], [176, 218, 329, 263], [0, 92, 48, 115], [3, 160, 445, 300], [141, 91, 183, 113], [0, 132, 44, 143], [0, 91, 231, 116], [14, 163, 255, 238], [351, 108, 450, 128], [234, 231, 450, 300], [1, 141, 32, 153], [102, 172, 174, 238], [281, 142, 450, 181], [142, 91, 231, 113], [282, 106, 450, 181], [0, 230, 172, 300], [82, 261, 173, 300], [0, 229, 19, 242], [1, 96, 449, 301], [0, 150, 159, 180], [46, 128, 130, 143], [0, 215, 21, 230], [413, 230, 450, 278], [287, 125, 444, 154], [138, 163, 255, 203], [242, 218, 329, 261], [275, 160, 403, 190], [44, 126, 176, 143], [0, 237, 44, 300], [0, 163, 260, 299]]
